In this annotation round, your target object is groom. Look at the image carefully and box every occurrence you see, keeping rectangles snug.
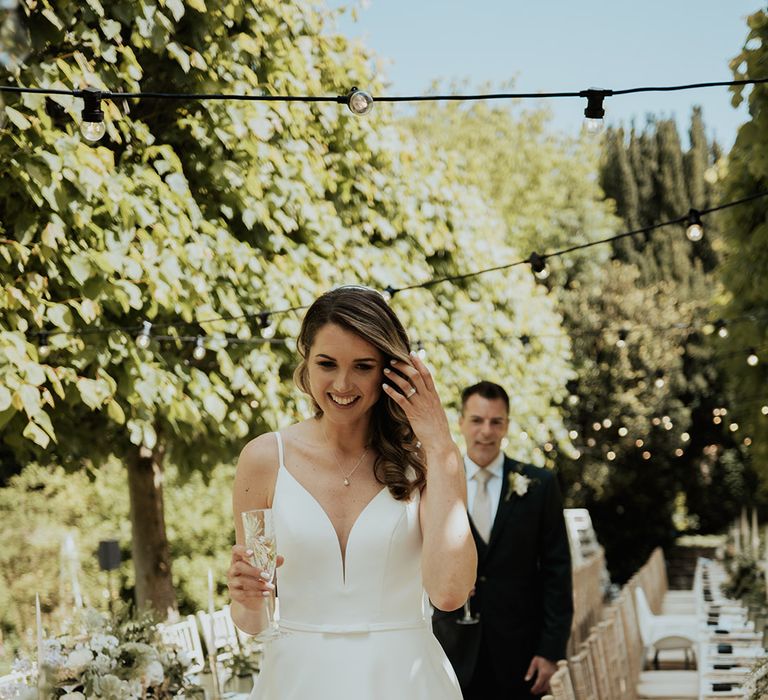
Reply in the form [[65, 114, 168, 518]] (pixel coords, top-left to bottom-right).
[[432, 381, 573, 699]]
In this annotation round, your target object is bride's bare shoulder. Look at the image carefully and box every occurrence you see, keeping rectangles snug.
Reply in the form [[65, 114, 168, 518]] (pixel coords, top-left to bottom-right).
[[236, 420, 314, 474]]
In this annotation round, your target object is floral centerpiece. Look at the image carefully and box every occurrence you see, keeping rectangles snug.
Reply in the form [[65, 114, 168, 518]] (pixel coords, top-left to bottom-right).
[[8, 609, 201, 699]]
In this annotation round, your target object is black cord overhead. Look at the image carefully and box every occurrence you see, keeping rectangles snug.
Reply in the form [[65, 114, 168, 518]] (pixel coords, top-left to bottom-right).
[[18, 190, 768, 343], [2, 77, 767, 105]]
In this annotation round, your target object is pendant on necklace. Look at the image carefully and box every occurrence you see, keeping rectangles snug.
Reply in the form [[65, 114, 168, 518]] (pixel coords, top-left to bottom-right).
[[344, 478, 350, 486]]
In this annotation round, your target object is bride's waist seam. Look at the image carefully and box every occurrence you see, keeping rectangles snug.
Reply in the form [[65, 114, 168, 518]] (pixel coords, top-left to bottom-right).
[[278, 618, 430, 634]]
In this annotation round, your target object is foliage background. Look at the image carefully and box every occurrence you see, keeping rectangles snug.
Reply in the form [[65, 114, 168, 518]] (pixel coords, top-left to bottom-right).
[[1, 0, 767, 663]]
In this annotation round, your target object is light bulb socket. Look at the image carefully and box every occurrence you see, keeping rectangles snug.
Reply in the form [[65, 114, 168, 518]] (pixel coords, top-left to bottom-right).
[[80, 87, 104, 124], [382, 285, 396, 301], [581, 88, 612, 120], [528, 252, 549, 278]]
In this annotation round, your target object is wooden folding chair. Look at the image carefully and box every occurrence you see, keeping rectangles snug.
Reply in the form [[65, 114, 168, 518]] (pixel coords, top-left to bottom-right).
[[587, 630, 612, 700], [568, 647, 598, 700], [548, 659, 576, 700]]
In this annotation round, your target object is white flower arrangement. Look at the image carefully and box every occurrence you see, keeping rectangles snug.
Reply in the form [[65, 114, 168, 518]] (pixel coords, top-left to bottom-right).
[[8, 609, 199, 699], [505, 472, 532, 500]]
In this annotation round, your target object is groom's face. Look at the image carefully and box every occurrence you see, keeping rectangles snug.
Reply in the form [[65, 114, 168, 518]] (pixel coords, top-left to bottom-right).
[[459, 395, 509, 468]]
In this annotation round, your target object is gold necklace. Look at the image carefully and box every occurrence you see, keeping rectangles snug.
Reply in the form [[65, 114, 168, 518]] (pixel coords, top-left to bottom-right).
[[322, 424, 369, 487]]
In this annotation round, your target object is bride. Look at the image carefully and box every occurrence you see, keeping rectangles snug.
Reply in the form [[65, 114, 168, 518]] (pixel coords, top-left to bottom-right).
[[227, 286, 476, 699]]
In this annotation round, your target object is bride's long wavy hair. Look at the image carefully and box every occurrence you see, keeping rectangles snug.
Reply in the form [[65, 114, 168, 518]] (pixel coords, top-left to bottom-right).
[[293, 286, 426, 500]]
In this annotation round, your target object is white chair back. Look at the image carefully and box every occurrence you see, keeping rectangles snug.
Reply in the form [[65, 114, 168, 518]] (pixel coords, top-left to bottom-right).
[[158, 614, 206, 674], [196, 605, 240, 660], [634, 585, 654, 646]]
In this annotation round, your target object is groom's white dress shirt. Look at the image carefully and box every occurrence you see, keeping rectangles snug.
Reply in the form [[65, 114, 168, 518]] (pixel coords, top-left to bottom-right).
[[464, 451, 505, 528]]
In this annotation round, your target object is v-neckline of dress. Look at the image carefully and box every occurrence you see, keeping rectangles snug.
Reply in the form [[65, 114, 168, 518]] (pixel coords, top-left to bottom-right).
[[279, 465, 388, 584]]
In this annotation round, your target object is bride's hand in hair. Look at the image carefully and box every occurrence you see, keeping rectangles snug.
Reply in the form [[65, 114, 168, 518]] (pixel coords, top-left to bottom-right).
[[381, 353, 453, 453]]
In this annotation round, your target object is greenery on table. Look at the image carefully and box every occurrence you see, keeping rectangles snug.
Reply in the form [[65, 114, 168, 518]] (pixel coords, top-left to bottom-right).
[[721, 553, 766, 607], [11, 608, 199, 699]]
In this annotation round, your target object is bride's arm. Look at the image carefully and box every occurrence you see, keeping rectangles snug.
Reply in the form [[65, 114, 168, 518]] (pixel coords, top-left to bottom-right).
[[229, 433, 280, 635], [419, 444, 477, 611], [382, 354, 476, 611]]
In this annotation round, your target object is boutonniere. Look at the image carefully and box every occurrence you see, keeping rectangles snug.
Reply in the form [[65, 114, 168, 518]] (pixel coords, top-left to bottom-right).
[[506, 472, 533, 501]]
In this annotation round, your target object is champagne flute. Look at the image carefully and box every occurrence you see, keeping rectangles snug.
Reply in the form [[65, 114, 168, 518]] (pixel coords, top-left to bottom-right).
[[456, 597, 479, 625], [241, 508, 281, 641]]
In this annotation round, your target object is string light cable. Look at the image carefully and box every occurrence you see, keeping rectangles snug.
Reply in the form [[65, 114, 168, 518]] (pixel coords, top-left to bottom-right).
[[0, 77, 767, 140], [16, 190, 768, 347]]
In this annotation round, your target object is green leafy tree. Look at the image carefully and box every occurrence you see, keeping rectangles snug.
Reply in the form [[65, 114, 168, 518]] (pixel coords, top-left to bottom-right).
[[558, 262, 694, 581], [719, 7, 768, 482], [0, 1, 573, 613], [598, 112, 750, 545], [403, 97, 619, 463]]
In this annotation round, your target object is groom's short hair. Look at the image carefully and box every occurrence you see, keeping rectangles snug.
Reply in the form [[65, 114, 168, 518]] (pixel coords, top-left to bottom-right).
[[461, 381, 509, 414]]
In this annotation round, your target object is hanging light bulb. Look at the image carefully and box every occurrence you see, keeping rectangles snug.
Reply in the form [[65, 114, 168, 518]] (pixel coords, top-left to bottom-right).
[[382, 285, 397, 302], [416, 340, 427, 360], [635, 439, 644, 447], [618, 427, 628, 437], [681, 432, 690, 442], [568, 430, 578, 440], [674, 448, 684, 457], [642, 451, 651, 460], [259, 313, 276, 339], [602, 418, 612, 428], [346, 87, 374, 116], [528, 252, 549, 280], [38, 331, 50, 359], [192, 336, 206, 360], [714, 320, 728, 338], [744, 437, 752, 447], [136, 321, 152, 349], [580, 88, 611, 134], [607, 451, 616, 461], [654, 370, 666, 389], [729, 422, 739, 432], [747, 348, 759, 366], [592, 422, 601, 431], [762, 405, 768, 416], [685, 209, 704, 242], [79, 87, 106, 142], [616, 329, 628, 348]]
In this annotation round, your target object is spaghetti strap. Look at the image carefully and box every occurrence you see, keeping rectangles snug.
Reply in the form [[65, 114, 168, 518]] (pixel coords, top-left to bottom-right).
[[275, 431, 285, 469]]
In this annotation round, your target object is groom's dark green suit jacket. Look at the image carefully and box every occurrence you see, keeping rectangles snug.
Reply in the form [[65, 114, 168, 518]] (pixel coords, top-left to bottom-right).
[[432, 455, 573, 695]]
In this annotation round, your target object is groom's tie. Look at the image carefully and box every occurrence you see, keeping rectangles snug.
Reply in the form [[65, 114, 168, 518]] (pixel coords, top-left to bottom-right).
[[472, 468, 493, 542]]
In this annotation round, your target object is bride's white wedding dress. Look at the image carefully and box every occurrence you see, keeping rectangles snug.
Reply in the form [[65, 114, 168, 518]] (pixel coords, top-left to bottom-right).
[[248, 432, 462, 699]]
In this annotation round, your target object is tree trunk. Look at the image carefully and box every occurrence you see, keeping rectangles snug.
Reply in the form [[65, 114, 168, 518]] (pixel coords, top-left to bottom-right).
[[126, 442, 177, 616]]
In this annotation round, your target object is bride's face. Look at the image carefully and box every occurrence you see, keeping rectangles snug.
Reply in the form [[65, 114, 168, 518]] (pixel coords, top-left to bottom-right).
[[307, 323, 384, 420]]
